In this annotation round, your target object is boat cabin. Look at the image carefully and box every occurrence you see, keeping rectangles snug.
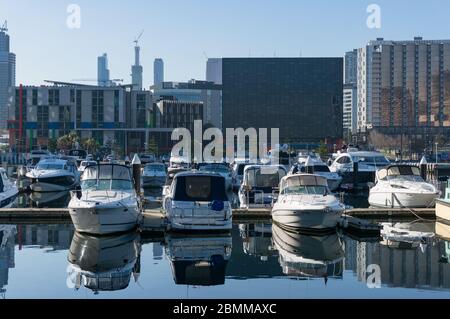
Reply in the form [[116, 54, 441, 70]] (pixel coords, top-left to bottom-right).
[[375, 165, 423, 182], [81, 164, 134, 191], [171, 172, 228, 202], [279, 174, 329, 195]]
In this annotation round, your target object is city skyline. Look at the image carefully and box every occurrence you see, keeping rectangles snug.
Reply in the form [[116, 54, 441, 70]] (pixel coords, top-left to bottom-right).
[[2, 0, 450, 86]]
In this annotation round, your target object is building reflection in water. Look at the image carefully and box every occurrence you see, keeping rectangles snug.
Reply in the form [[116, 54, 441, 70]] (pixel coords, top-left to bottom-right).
[[164, 232, 232, 286], [347, 221, 450, 290], [17, 224, 74, 251], [0, 225, 16, 298], [272, 223, 345, 282], [67, 231, 141, 293]]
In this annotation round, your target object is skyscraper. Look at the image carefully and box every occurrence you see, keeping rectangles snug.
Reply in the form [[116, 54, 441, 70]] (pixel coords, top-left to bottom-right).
[[153, 58, 164, 88], [97, 53, 110, 86], [356, 37, 450, 137], [344, 50, 358, 85], [0, 22, 15, 130], [131, 45, 143, 91], [343, 50, 358, 134], [206, 58, 222, 84]]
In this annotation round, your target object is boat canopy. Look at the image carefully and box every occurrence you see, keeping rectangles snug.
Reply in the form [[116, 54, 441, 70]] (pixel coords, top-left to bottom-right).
[[173, 174, 228, 202], [82, 164, 132, 181], [281, 175, 328, 189], [376, 165, 421, 180], [243, 165, 287, 189]]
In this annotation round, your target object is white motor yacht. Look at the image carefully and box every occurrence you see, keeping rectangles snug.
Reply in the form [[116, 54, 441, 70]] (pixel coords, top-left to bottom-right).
[[141, 163, 167, 188], [368, 165, 440, 208], [67, 231, 141, 292], [164, 171, 232, 231], [26, 157, 80, 192], [78, 160, 98, 173], [68, 164, 142, 235], [164, 233, 232, 286], [238, 165, 287, 209], [272, 174, 344, 231], [0, 168, 18, 208], [272, 223, 344, 279], [290, 157, 342, 191], [231, 159, 255, 190], [329, 151, 390, 187]]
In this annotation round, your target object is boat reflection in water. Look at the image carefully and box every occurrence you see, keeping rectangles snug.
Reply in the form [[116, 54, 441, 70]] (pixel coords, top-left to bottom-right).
[[272, 223, 344, 281], [380, 222, 435, 251], [164, 233, 232, 286], [29, 191, 71, 208], [239, 223, 276, 260], [67, 231, 141, 293]]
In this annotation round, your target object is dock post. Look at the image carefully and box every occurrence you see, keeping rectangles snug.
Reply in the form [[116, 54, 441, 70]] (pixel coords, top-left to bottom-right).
[[132, 154, 141, 195], [419, 156, 427, 181], [353, 161, 359, 190]]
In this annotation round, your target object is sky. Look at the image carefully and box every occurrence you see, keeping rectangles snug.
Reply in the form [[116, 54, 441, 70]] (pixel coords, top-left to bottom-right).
[[1, 0, 450, 86]]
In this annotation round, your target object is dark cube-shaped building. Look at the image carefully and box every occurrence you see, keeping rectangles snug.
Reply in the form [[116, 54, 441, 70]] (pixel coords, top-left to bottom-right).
[[222, 58, 343, 143]]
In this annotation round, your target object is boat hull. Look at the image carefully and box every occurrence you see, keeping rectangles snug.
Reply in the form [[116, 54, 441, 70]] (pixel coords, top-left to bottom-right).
[[436, 199, 450, 223], [30, 181, 75, 192], [69, 205, 141, 235], [272, 208, 342, 231], [142, 176, 165, 188], [0, 188, 18, 208], [369, 191, 439, 208]]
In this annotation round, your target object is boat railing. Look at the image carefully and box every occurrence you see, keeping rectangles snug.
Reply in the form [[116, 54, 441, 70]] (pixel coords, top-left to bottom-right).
[[70, 187, 133, 202]]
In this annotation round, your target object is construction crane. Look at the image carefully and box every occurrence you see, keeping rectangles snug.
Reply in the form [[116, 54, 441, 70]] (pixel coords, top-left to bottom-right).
[[134, 30, 144, 46], [0, 21, 7, 32]]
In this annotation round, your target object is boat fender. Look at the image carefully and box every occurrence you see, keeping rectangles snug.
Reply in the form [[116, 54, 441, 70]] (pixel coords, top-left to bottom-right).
[[211, 200, 224, 211]]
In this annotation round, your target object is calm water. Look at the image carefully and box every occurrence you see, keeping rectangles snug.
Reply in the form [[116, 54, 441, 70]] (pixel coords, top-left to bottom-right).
[[2, 221, 450, 299]]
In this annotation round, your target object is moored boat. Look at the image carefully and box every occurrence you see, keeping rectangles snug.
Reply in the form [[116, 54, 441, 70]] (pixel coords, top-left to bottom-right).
[[68, 164, 142, 235], [272, 174, 344, 232]]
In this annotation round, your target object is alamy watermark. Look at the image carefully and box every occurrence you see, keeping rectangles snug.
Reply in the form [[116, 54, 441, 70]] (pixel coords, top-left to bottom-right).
[[366, 264, 381, 288], [171, 120, 280, 165], [366, 4, 381, 29], [66, 4, 81, 29]]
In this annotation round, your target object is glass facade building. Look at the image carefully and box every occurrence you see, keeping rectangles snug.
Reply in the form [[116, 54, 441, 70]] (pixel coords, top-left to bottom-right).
[[221, 58, 343, 143]]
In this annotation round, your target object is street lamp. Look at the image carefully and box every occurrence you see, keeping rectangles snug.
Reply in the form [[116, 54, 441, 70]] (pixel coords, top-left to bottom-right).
[[435, 142, 438, 164]]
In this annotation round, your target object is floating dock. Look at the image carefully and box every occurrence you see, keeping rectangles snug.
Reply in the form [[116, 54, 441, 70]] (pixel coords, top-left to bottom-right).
[[0, 206, 436, 234]]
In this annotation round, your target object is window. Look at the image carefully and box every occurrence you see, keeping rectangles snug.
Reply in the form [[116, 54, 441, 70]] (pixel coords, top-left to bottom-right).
[[173, 176, 228, 202], [48, 89, 59, 106], [32, 89, 38, 105]]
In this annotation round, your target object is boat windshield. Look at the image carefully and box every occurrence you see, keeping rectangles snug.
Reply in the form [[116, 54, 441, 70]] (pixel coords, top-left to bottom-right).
[[378, 166, 424, 182], [300, 165, 330, 173], [173, 175, 228, 201], [36, 163, 65, 170], [81, 165, 133, 191], [199, 164, 229, 173], [280, 175, 329, 195], [352, 155, 390, 166], [144, 164, 166, 172], [245, 167, 286, 189]]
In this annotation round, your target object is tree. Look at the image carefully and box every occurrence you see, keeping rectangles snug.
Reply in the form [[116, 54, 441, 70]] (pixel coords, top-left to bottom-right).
[[48, 138, 57, 153], [81, 138, 100, 154], [315, 141, 329, 158], [146, 137, 159, 156], [57, 131, 79, 151]]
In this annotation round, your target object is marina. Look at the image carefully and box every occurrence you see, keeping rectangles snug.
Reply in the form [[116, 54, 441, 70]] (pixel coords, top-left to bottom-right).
[[2, 220, 450, 298]]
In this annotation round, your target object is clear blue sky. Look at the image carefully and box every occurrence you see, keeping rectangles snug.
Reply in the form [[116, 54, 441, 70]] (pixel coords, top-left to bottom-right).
[[1, 0, 449, 86]]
